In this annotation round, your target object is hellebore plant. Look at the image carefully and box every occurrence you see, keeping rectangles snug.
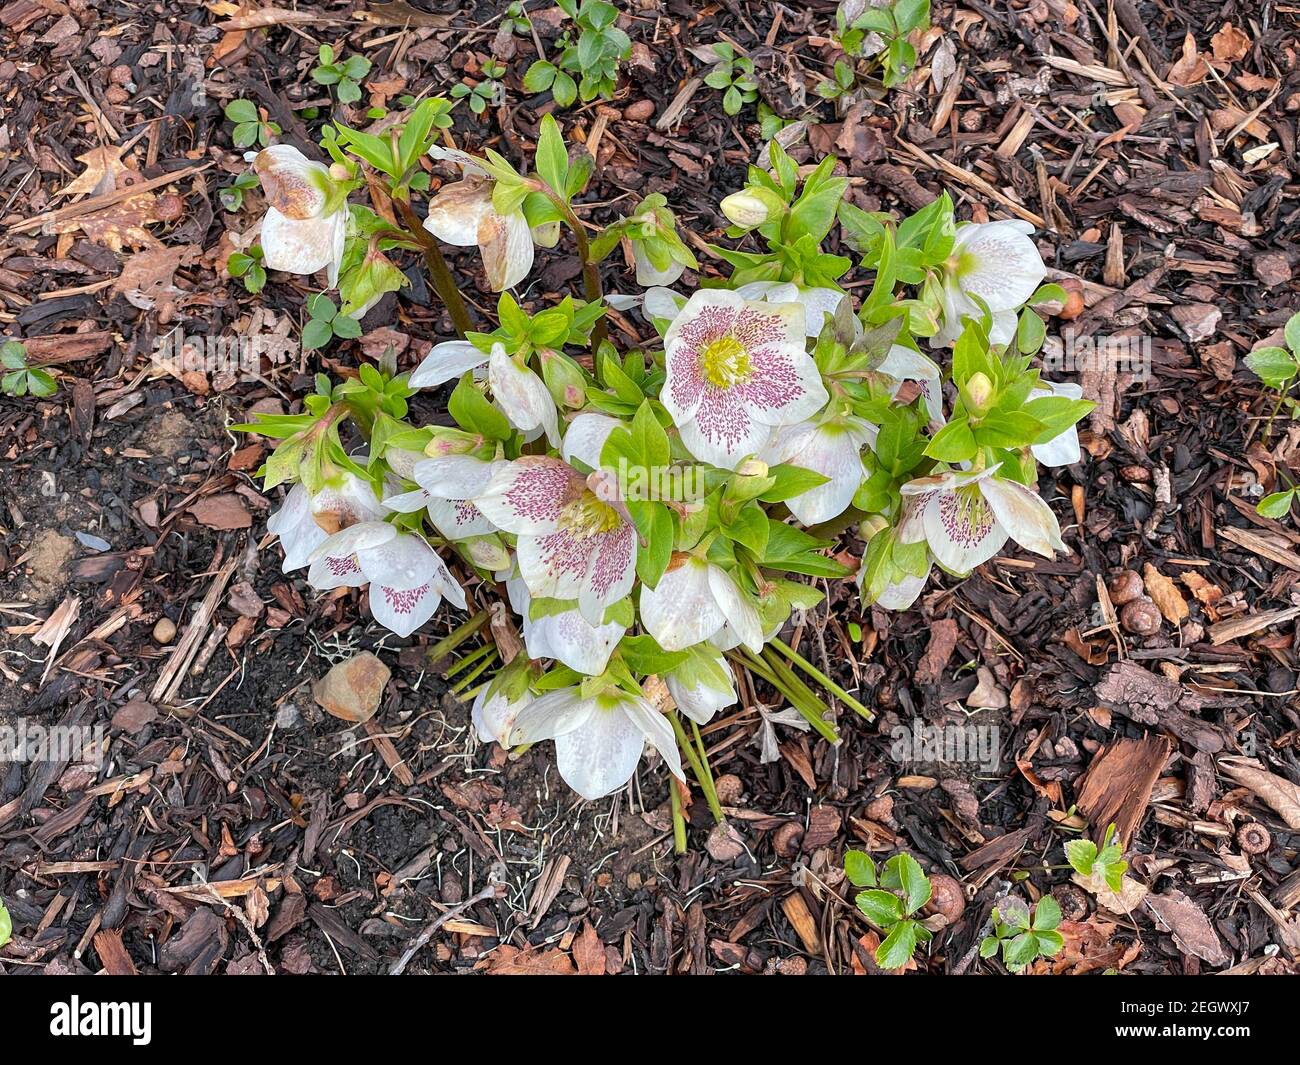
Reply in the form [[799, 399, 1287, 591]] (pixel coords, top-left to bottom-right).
[[234, 103, 1091, 831]]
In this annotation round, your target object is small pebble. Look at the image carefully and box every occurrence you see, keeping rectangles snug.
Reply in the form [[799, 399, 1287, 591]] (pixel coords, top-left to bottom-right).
[[76, 531, 111, 552], [623, 99, 655, 122], [153, 616, 177, 644]]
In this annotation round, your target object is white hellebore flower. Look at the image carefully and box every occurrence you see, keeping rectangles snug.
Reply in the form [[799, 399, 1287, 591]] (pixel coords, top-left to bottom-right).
[[423, 146, 532, 291], [934, 219, 1046, 348], [506, 686, 683, 800], [735, 280, 848, 339], [507, 577, 625, 676], [306, 522, 466, 637], [664, 647, 738, 724], [760, 414, 876, 524], [488, 343, 559, 446], [267, 483, 328, 572], [662, 290, 828, 470], [898, 466, 1066, 576], [1029, 380, 1084, 467], [383, 454, 501, 541], [252, 145, 347, 285], [639, 554, 764, 654], [472, 684, 532, 747], [475, 456, 637, 625], [408, 339, 492, 389], [876, 344, 945, 424]]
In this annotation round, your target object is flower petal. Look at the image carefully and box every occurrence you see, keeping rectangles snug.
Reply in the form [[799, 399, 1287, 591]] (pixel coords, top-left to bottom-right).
[[921, 486, 1007, 575], [422, 177, 493, 247], [369, 580, 441, 637], [578, 523, 637, 624], [706, 565, 764, 653], [413, 455, 498, 499], [981, 476, 1067, 558], [561, 412, 621, 471], [621, 696, 685, 781], [489, 348, 558, 446], [526, 607, 625, 675], [760, 418, 872, 524], [878, 345, 945, 424], [408, 341, 489, 389], [665, 661, 736, 725], [356, 531, 435, 591], [639, 556, 724, 651], [252, 145, 329, 219], [554, 701, 645, 800], [472, 688, 529, 746], [260, 208, 343, 279], [679, 392, 774, 470], [479, 207, 534, 291], [517, 530, 591, 602], [955, 219, 1046, 312], [508, 689, 595, 745], [642, 286, 686, 327], [268, 483, 326, 572], [475, 456, 579, 534], [380, 487, 432, 515]]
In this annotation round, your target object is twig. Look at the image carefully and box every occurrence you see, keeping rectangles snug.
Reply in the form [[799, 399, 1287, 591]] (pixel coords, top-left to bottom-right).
[[389, 864, 507, 975]]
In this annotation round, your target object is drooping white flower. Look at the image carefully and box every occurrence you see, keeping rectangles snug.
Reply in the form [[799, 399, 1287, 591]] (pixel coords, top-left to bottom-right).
[[408, 340, 490, 389], [898, 466, 1066, 576], [507, 577, 625, 676], [489, 343, 558, 446], [735, 280, 848, 339], [876, 344, 945, 424], [641, 286, 687, 328], [857, 557, 930, 612], [506, 686, 684, 800], [1029, 380, 1084, 467], [252, 145, 347, 286], [664, 646, 737, 724], [933, 219, 1046, 348], [475, 456, 636, 625], [306, 522, 466, 637], [423, 147, 533, 291], [760, 414, 876, 524], [308, 472, 386, 534], [639, 554, 763, 654], [661, 289, 828, 470], [471, 684, 532, 746], [383, 454, 501, 541], [267, 483, 328, 572]]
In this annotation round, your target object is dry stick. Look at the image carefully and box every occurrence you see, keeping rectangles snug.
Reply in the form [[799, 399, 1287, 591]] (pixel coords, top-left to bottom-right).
[[393, 196, 473, 338], [389, 867, 507, 975]]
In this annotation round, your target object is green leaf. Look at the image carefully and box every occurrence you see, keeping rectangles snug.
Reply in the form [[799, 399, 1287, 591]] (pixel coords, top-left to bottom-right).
[[844, 849, 877, 888], [857, 889, 903, 927], [1245, 345, 1299, 389], [552, 71, 578, 108], [535, 113, 570, 198], [0, 900, 10, 948], [27, 367, 57, 397], [224, 98, 258, 124], [924, 418, 977, 462], [760, 464, 831, 503], [301, 318, 333, 351], [1064, 837, 1097, 876], [890, 853, 932, 915], [1286, 312, 1300, 357], [449, 373, 512, 441], [1031, 895, 1062, 932], [337, 78, 362, 104], [1003, 931, 1040, 970], [523, 60, 557, 92], [1258, 490, 1296, 519], [631, 501, 672, 588], [973, 411, 1044, 449], [875, 919, 920, 970]]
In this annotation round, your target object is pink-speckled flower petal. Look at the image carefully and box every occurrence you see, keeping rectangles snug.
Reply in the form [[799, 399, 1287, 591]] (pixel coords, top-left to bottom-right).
[[369, 580, 441, 637], [475, 456, 579, 534], [678, 394, 772, 470], [517, 529, 592, 602], [578, 522, 637, 624], [922, 485, 1008, 575]]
